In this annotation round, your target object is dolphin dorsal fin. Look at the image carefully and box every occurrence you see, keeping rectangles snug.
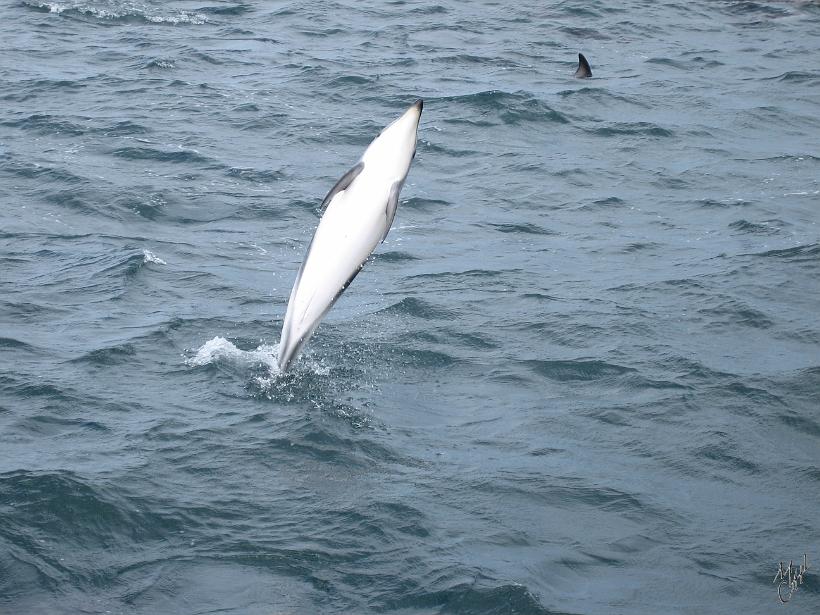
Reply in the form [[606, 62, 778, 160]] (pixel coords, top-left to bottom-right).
[[319, 161, 364, 213], [575, 53, 592, 79]]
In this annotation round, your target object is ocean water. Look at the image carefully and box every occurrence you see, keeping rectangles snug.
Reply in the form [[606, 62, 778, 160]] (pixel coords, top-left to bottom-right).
[[1, 1, 819, 613]]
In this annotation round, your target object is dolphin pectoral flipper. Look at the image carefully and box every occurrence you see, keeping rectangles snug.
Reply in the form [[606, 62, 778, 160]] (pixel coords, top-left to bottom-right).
[[331, 260, 366, 307], [381, 181, 402, 243], [320, 161, 364, 212]]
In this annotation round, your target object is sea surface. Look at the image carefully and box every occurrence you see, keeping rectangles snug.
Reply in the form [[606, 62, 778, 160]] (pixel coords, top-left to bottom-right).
[[1, 1, 819, 613]]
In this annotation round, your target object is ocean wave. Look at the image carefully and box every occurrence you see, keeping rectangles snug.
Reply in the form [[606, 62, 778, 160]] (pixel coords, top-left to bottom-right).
[[434, 90, 569, 126], [385, 581, 552, 614], [0, 374, 71, 401], [407, 268, 509, 282], [393, 347, 459, 369], [0, 113, 86, 136], [0, 337, 40, 352], [773, 367, 820, 437], [226, 167, 286, 184], [373, 250, 419, 263], [142, 249, 166, 265], [658, 356, 740, 386], [526, 358, 636, 382], [259, 425, 407, 469], [96, 120, 150, 136], [696, 197, 752, 209], [698, 299, 774, 330], [728, 219, 782, 234], [645, 56, 688, 70], [400, 196, 451, 211], [621, 241, 662, 253], [298, 26, 345, 37], [70, 342, 136, 365], [192, 51, 224, 66], [0, 470, 183, 556], [765, 71, 820, 84], [325, 74, 373, 88], [14, 413, 110, 436], [440, 330, 498, 350], [111, 146, 209, 164], [777, 408, 820, 438], [144, 58, 175, 70], [432, 53, 522, 70], [114, 192, 167, 220], [746, 243, 819, 262], [585, 122, 674, 138], [488, 222, 556, 236], [43, 189, 100, 215], [560, 25, 610, 39], [378, 297, 456, 320], [695, 442, 762, 475], [196, 4, 251, 17], [556, 87, 649, 108], [416, 139, 479, 157], [577, 196, 627, 210], [11, 246, 156, 300], [23, 1, 208, 25], [96, 251, 146, 278], [469, 473, 649, 516], [0, 299, 69, 322], [723, 381, 785, 407], [0, 159, 88, 185], [724, 1, 792, 19]]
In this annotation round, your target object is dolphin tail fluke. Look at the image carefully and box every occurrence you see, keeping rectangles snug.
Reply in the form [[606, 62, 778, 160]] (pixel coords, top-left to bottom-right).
[[277, 325, 297, 372], [278, 323, 308, 373]]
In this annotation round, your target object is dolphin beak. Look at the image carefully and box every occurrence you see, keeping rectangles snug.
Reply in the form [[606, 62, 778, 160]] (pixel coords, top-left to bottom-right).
[[412, 99, 423, 113]]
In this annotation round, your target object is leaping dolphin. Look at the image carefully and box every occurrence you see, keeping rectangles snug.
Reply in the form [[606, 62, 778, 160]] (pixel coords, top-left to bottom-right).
[[277, 99, 423, 372], [575, 53, 592, 78]]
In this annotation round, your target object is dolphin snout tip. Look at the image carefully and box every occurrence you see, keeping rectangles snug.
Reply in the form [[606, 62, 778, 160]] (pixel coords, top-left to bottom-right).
[[413, 98, 423, 112]]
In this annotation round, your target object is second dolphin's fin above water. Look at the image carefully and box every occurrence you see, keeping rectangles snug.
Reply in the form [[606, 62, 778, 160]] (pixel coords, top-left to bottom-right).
[[575, 53, 592, 78]]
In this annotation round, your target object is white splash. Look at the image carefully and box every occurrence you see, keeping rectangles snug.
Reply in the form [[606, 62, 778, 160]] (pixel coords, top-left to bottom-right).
[[149, 59, 175, 69], [186, 337, 332, 394], [187, 337, 280, 372], [145, 12, 206, 25], [26, 1, 207, 24], [142, 249, 166, 265]]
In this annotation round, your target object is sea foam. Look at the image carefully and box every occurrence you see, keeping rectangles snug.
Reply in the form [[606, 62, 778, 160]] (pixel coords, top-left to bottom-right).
[[187, 336, 280, 372]]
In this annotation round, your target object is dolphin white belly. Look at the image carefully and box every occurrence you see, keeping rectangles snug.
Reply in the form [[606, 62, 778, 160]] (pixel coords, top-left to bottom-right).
[[278, 100, 423, 371]]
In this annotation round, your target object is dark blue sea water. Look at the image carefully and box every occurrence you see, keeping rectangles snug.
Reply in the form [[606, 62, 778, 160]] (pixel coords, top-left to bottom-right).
[[2, 1, 819, 613]]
